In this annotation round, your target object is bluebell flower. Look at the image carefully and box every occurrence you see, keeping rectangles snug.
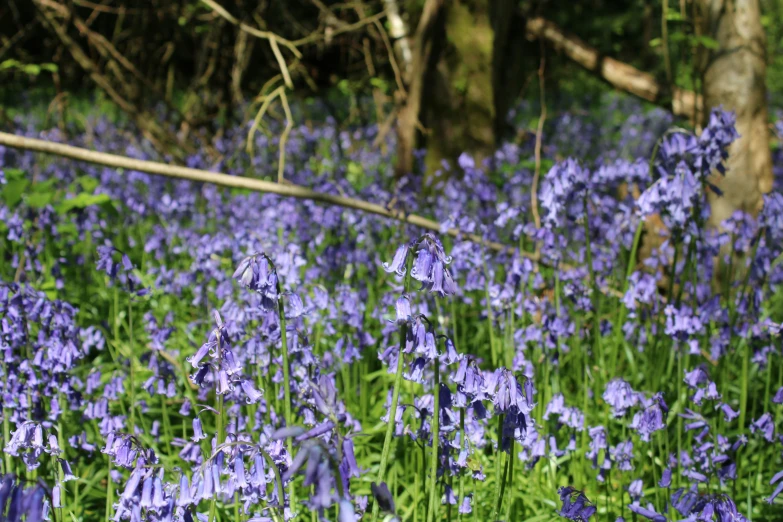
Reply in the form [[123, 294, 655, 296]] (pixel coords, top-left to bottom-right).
[[628, 503, 666, 522], [603, 379, 639, 418], [0, 475, 49, 522], [772, 386, 783, 404], [750, 413, 775, 442], [628, 479, 643, 502], [540, 159, 590, 228], [767, 469, 783, 503], [371, 481, 395, 514], [233, 253, 279, 311], [610, 440, 634, 471], [411, 234, 458, 296], [459, 494, 473, 514], [557, 486, 597, 521], [659, 467, 672, 488], [382, 243, 409, 277]]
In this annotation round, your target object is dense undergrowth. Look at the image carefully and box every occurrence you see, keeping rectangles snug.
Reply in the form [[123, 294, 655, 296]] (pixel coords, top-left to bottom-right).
[[1, 95, 783, 522]]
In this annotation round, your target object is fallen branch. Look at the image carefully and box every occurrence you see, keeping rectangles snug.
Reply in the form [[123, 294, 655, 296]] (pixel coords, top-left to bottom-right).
[[0, 131, 630, 300], [525, 16, 702, 119], [0, 130, 511, 251]]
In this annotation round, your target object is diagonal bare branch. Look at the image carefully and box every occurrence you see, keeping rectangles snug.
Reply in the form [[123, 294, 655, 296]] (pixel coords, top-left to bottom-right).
[[525, 16, 702, 118]]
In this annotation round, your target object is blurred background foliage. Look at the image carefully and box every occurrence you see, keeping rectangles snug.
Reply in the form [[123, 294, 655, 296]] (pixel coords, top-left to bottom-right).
[[0, 0, 781, 168]]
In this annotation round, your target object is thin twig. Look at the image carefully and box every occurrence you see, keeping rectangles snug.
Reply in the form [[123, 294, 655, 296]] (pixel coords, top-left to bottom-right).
[[268, 37, 293, 89], [290, 10, 387, 47], [199, 0, 302, 58], [372, 18, 406, 96], [277, 89, 294, 183], [246, 84, 284, 156], [71, 0, 140, 14], [0, 20, 39, 62], [531, 42, 546, 233]]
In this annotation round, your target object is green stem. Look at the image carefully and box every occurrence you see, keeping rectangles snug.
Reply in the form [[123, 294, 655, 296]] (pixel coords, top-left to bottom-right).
[[104, 458, 113, 522], [483, 274, 498, 368], [2, 368, 11, 475], [582, 198, 602, 383], [504, 441, 515, 521], [458, 408, 465, 522], [496, 443, 512, 518], [128, 301, 135, 430], [450, 299, 459, 352], [57, 392, 67, 514], [738, 337, 750, 434], [372, 253, 413, 522], [426, 362, 441, 522], [493, 414, 505, 520], [276, 279, 296, 512], [613, 219, 644, 375], [371, 320, 407, 522], [676, 348, 683, 490], [209, 333, 226, 522], [651, 441, 660, 512]]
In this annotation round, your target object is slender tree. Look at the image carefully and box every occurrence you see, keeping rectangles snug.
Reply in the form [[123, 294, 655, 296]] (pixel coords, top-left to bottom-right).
[[698, 0, 773, 224]]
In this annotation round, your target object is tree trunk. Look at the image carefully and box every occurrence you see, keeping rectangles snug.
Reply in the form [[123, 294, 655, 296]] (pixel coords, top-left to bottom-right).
[[699, 0, 773, 225], [394, 0, 524, 179], [394, 0, 443, 179]]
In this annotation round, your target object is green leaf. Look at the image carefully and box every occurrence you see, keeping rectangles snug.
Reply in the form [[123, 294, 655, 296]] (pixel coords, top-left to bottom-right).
[[22, 64, 41, 76], [346, 161, 375, 192], [2, 178, 29, 207], [32, 178, 57, 193], [57, 222, 78, 239], [0, 59, 20, 70], [369, 77, 388, 92], [666, 11, 686, 21], [26, 191, 53, 208], [75, 175, 100, 193], [57, 193, 113, 214], [695, 35, 719, 50], [2, 168, 25, 181]]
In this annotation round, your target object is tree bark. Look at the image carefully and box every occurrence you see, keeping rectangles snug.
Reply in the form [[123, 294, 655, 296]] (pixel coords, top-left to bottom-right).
[[394, 0, 444, 179], [395, 0, 524, 179], [698, 0, 773, 225]]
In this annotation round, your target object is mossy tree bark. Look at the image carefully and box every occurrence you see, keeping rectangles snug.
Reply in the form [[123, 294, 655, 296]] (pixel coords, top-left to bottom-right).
[[395, 0, 524, 179]]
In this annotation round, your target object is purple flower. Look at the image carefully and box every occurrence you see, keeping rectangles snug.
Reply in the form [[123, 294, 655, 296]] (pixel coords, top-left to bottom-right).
[[382, 243, 409, 277], [773, 386, 783, 404], [767, 469, 783, 503], [540, 159, 590, 228], [628, 503, 666, 522], [459, 494, 472, 514], [371, 481, 395, 514], [409, 234, 458, 296], [233, 253, 279, 310], [659, 468, 672, 488], [557, 486, 597, 521], [394, 295, 412, 324], [603, 379, 639, 417], [0, 475, 48, 522], [630, 398, 666, 442], [751, 413, 775, 442]]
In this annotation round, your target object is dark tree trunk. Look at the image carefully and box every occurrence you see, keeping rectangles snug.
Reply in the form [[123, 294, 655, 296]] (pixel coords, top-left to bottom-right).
[[394, 0, 524, 179], [699, 0, 773, 225]]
